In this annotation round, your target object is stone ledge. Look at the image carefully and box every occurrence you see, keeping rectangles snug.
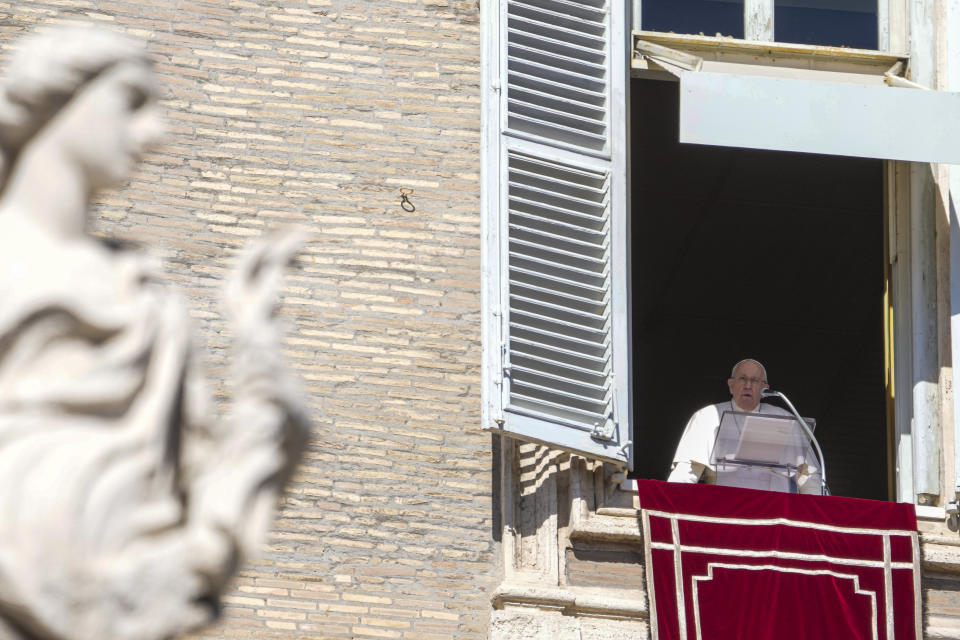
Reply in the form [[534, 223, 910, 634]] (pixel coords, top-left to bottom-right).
[[569, 508, 643, 544], [921, 539, 960, 575], [492, 583, 648, 620], [921, 533, 960, 547], [596, 507, 640, 517], [926, 622, 960, 640], [916, 505, 947, 520]]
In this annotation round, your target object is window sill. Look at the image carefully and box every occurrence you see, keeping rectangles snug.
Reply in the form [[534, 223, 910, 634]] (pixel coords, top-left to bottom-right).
[[491, 583, 647, 617], [916, 504, 947, 520]]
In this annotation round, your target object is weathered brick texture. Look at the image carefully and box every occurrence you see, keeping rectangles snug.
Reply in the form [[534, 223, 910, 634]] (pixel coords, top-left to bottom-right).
[[565, 547, 645, 591], [0, 1, 490, 638]]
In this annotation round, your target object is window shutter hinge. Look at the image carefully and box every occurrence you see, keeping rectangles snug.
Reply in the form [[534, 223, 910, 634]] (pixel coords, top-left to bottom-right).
[[593, 390, 619, 441], [591, 419, 616, 442]]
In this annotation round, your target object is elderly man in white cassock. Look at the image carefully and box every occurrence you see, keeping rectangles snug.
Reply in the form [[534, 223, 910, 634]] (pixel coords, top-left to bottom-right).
[[667, 358, 821, 494]]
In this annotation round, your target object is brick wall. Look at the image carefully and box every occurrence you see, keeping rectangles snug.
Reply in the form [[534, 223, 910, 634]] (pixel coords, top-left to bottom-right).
[[0, 1, 492, 638], [565, 546, 645, 591]]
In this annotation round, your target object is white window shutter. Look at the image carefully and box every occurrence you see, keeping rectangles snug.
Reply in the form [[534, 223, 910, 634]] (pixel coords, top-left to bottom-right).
[[482, 0, 631, 468]]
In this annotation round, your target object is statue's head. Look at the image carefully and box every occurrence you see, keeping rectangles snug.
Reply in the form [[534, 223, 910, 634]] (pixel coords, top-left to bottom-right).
[[0, 24, 164, 189]]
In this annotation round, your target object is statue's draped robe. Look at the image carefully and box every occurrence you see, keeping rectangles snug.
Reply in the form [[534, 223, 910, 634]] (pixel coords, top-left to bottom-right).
[[0, 217, 305, 640]]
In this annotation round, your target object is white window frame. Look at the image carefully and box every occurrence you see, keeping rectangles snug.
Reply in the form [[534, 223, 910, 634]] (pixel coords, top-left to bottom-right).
[[632, 0, 907, 50], [484, 0, 955, 505], [629, 8, 954, 505]]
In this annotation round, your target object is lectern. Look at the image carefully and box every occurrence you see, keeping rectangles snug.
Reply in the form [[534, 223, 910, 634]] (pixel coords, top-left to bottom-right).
[[710, 411, 821, 494]]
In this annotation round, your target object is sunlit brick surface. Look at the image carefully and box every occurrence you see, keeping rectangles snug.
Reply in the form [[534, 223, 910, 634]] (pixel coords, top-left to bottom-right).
[[0, 2, 491, 638]]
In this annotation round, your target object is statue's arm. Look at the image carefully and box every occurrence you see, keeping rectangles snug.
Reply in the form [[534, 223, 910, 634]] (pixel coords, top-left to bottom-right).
[[185, 230, 310, 575], [92, 233, 311, 640]]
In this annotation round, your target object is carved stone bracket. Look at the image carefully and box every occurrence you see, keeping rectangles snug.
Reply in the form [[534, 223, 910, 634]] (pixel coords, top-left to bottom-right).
[[493, 441, 647, 638]]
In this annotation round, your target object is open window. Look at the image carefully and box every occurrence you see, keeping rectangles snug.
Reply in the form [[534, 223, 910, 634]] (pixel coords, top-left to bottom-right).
[[630, 76, 888, 499], [483, 1, 960, 501], [634, 36, 960, 164], [629, 33, 959, 501]]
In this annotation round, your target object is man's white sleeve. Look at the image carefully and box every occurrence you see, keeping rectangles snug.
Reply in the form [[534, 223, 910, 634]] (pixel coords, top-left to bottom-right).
[[667, 405, 720, 483], [667, 460, 704, 483]]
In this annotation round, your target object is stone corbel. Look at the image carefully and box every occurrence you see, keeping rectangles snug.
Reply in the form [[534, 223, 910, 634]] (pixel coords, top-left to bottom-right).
[[567, 456, 642, 545]]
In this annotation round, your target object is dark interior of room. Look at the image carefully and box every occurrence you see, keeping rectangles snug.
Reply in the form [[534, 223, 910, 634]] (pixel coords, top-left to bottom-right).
[[629, 78, 888, 500]]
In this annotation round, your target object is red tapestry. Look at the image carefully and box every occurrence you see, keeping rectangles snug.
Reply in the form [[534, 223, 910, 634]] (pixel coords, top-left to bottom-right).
[[637, 480, 920, 640]]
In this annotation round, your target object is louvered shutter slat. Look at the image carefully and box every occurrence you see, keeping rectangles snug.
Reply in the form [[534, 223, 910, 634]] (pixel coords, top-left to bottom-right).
[[510, 217, 607, 244], [513, 281, 608, 311], [511, 294, 608, 329], [510, 265, 607, 295], [507, 31, 605, 65], [511, 315, 608, 347], [506, 114, 608, 148], [510, 168, 607, 198], [508, 70, 606, 102], [509, 88, 605, 127], [509, 393, 609, 427], [512, 298, 607, 329], [509, 42, 606, 75], [513, 0, 607, 20], [510, 199, 608, 228], [511, 316, 607, 351], [507, 59, 605, 93], [510, 265, 606, 301], [509, 222, 608, 253], [511, 2, 606, 37], [512, 364, 609, 393], [512, 350, 610, 379], [508, 99, 607, 137], [510, 237, 606, 265], [509, 251, 609, 281], [512, 386, 608, 414], [509, 186, 606, 211]]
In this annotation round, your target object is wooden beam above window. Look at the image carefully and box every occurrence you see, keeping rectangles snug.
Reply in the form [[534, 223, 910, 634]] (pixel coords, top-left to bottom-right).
[[632, 30, 907, 77]]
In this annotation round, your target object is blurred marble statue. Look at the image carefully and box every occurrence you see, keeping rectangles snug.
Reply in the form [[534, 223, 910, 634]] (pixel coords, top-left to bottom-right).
[[0, 25, 309, 640]]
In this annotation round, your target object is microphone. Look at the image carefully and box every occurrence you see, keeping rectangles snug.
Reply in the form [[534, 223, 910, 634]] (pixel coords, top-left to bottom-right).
[[760, 388, 827, 495]]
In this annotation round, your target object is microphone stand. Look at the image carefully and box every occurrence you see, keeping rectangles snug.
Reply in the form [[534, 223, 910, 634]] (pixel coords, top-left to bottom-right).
[[761, 389, 828, 496]]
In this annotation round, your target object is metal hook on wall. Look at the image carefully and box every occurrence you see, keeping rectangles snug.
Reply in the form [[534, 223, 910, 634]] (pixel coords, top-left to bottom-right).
[[399, 187, 416, 212]]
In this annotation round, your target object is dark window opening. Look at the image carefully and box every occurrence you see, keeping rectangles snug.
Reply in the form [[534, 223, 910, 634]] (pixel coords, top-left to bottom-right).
[[642, 0, 745, 39], [775, 0, 878, 49], [629, 78, 887, 500], [641, 0, 878, 50]]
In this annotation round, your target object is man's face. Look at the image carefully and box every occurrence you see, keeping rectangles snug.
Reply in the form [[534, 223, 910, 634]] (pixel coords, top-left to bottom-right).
[[727, 361, 768, 411]]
